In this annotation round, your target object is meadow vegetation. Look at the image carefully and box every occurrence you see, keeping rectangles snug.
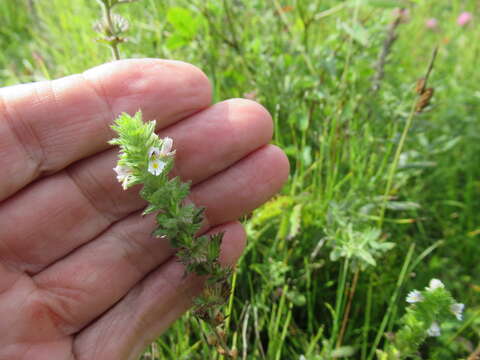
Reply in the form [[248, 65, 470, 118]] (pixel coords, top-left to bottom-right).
[[1, 0, 479, 358]]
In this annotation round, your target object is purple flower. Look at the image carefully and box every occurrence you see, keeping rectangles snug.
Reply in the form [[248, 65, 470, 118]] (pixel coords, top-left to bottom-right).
[[425, 18, 438, 29], [457, 12, 473, 26]]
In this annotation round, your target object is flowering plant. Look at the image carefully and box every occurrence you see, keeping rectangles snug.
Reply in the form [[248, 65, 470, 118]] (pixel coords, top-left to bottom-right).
[[377, 279, 464, 359], [109, 111, 232, 328]]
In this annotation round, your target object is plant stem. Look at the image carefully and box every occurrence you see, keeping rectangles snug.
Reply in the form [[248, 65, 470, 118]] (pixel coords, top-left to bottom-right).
[[212, 326, 231, 358], [377, 101, 417, 228], [361, 277, 373, 360], [102, 2, 120, 60], [371, 14, 402, 93], [378, 47, 438, 228], [337, 269, 360, 348], [330, 258, 350, 349]]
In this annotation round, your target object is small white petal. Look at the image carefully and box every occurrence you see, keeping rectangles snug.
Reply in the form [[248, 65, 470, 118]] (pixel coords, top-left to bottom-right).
[[148, 159, 166, 176], [426, 279, 445, 292], [406, 290, 424, 303], [427, 322, 441, 337], [450, 303, 464, 321], [160, 137, 176, 156], [148, 146, 160, 159], [113, 164, 133, 190], [161, 137, 172, 153], [114, 164, 129, 176]]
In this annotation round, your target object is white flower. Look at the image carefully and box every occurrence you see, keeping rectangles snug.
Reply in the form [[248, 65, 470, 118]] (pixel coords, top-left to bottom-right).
[[427, 322, 441, 337], [406, 290, 424, 303], [426, 279, 445, 292], [148, 158, 166, 176], [148, 146, 161, 159], [450, 303, 464, 321], [147, 146, 167, 176], [147, 138, 175, 176], [113, 164, 133, 190]]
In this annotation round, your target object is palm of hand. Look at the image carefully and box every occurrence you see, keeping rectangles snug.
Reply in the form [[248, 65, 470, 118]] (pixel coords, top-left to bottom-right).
[[0, 59, 288, 360]]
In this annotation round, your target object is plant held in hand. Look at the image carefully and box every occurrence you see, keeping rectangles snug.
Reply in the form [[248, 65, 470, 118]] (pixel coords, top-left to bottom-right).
[[109, 111, 233, 353]]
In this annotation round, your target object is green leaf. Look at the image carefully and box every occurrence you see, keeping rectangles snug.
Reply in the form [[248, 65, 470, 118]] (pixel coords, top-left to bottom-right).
[[166, 34, 189, 50], [385, 201, 421, 211], [356, 248, 377, 267], [288, 204, 303, 239], [302, 146, 312, 167], [331, 346, 355, 357], [166, 7, 199, 38], [286, 289, 306, 306], [341, 22, 369, 46]]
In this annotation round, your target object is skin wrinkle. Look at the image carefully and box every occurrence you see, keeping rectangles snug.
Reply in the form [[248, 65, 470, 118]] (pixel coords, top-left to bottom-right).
[[107, 218, 161, 280], [23, 288, 72, 340], [2, 339, 76, 360], [73, 278, 144, 360], [0, 90, 44, 183], [0, 197, 64, 275], [82, 313, 125, 360], [0, 221, 25, 271], [0, 276, 39, 340], [127, 271, 202, 356], [36, 283, 92, 336], [0, 262, 22, 298], [78, 72, 115, 134], [80, 261, 194, 360], [43, 74, 120, 172], [65, 150, 127, 219], [0, 175, 102, 275], [41, 81, 62, 174], [64, 167, 117, 224], [31, 213, 173, 336], [125, 296, 195, 360]]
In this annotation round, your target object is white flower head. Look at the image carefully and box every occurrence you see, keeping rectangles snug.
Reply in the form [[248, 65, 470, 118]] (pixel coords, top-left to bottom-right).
[[406, 290, 424, 303], [427, 322, 441, 337], [426, 279, 445, 292], [113, 164, 133, 190], [450, 303, 464, 321]]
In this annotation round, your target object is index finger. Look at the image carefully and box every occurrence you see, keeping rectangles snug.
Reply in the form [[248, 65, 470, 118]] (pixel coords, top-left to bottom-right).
[[0, 59, 211, 201]]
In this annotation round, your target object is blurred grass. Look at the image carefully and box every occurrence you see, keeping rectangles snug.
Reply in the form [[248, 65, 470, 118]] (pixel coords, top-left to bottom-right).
[[1, 0, 479, 358]]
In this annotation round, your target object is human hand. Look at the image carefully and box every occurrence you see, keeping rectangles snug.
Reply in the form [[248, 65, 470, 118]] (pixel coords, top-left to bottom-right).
[[0, 59, 289, 360]]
